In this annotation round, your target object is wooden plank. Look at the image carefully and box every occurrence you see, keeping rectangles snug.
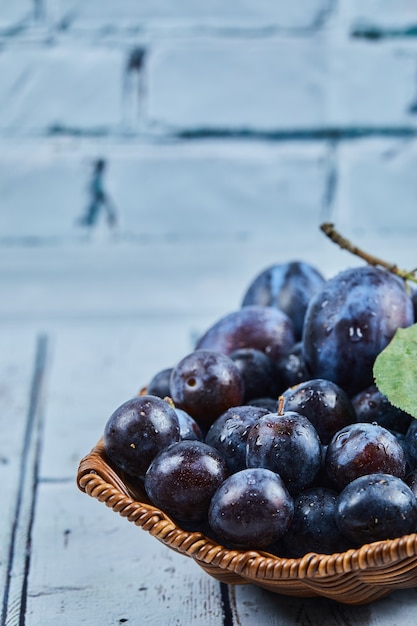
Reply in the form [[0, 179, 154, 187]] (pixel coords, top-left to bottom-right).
[[1, 334, 48, 626], [25, 324, 225, 624], [25, 482, 225, 626], [39, 321, 198, 481]]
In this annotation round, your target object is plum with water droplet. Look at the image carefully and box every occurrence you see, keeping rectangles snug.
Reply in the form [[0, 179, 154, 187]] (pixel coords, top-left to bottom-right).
[[145, 440, 229, 522], [325, 422, 407, 491], [205, 405, 270, 474], [352, 384, 412, 434], [302, 266, 414, 396], [281, 487, 352, 556], [246, 411, 322, 494], [103, 395, 180, 477], [276, 341, 312, 389], [336, 473, 417, 545], [281, 378, 357, 444], [208, 468, 294, 548]]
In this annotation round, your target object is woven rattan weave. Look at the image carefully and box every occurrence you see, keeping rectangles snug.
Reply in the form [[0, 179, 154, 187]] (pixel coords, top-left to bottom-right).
[[77, 439, 417, 605]]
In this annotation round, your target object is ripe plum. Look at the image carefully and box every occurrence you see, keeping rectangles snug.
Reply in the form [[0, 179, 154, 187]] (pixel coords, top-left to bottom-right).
[[241, 261, 325, 340], [281, 487, 352, 557], [229, 347, 281, 402], [276, 342, 311, 389], [208, 468, 294, 548], [325, 422, 407, 491], [170, 349, 244, 429], [205, 405, 269, 474], [352, 384, 412, 434], [103, 395, 180, 477], [302, 266, 414, 396], [145, 440, 229, 522], [195, 305, 295, 363], [246, 411, 322, 494], [281, 378, 357, 445], [336, 473, 417, 544]]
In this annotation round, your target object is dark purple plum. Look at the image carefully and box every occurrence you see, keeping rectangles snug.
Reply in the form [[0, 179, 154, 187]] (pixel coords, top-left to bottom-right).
[[276, 342, 311, 389], [352, 384, 412, 434], [325, 422, 407, 491], [281, 378, 357, 445], [146, 367, 173, 398], [241, 261, 325, 340], [246, 411, 322, 494], [336, 473, 417, 545], [208, 468, 294, 548], [103, 395, 180, 477], [229, 347, 281, 402], [205, 405, 269, 474], [145, 440, 229, 522], [302, 266, 414, 397], [195, 305, 295, 363], [170, 350, 244, 429], [281, 487, 352, 557]]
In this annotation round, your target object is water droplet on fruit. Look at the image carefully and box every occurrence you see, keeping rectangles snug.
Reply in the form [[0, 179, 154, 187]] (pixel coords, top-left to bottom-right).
[[348, 326, 363, 342]]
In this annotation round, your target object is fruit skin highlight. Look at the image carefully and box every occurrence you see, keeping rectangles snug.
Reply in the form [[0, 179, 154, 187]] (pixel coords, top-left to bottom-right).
[[302, 265, 414, 397]]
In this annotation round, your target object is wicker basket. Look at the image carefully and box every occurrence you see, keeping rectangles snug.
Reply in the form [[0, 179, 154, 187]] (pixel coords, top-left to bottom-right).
[[77, 439, 417, 605]]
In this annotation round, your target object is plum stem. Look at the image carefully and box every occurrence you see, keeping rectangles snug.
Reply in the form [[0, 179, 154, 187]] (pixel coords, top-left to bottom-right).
[[278, 396, 285, 416], [320, 223, 417, 285]]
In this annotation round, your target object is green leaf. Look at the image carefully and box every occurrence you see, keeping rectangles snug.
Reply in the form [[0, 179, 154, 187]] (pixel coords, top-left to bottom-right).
[[373, 324, 417, 418]]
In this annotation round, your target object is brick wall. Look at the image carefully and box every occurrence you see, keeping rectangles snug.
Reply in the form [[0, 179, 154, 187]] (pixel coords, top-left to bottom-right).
[[1, 1, 417, 244]]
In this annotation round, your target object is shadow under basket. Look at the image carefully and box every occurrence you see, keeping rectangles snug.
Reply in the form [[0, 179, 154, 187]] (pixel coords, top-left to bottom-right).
[[77, 439, 417, 605]]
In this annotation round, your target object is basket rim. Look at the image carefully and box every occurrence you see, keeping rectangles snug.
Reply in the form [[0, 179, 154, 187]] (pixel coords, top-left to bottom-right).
[[76, 438, 417, 583]]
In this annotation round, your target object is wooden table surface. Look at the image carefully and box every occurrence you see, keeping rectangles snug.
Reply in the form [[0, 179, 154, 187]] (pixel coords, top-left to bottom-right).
[[1, 316, 417, 626]]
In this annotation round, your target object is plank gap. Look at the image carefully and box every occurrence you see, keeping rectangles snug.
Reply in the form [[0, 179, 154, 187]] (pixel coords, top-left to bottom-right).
[[1, 335, 49, 626]]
